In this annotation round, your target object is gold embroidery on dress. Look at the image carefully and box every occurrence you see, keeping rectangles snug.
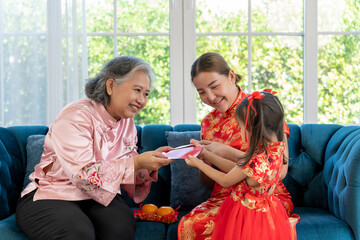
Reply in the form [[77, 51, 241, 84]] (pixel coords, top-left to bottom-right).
[[208, 206, 220, 216], [202, 220, 214, 235], [181, 217, 197, 240], [241, 197, 267, 212], [268, 169, 277, 181], [241, 197, 257, 210], [231, 191, 240, 201], [268, 184, 275, 195], [256, 162, 270, 174]]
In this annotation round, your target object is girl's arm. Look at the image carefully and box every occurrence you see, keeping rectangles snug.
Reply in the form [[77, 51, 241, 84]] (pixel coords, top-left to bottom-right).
[[201, 149, 238, 173], [185, 156, 247, 188], [191, 140, 245, 187]]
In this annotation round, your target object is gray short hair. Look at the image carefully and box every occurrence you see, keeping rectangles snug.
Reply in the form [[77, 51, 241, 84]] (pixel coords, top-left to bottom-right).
[[85, 56, 155, 106]]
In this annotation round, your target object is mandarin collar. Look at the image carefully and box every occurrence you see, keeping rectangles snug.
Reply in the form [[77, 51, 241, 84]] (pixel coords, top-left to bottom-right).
[[91, 100, 119, 129], [221, 87, 247, 118]]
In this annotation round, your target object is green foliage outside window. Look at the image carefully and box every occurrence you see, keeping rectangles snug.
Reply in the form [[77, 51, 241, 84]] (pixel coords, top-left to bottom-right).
[[196, 0, 359, 124], [84, 0, 359, 125], [1, 0, 358, 126], [86, 0, 170, 125]]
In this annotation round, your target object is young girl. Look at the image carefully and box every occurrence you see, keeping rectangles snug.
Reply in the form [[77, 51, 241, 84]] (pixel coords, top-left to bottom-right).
[[185, 91, 299, 240]]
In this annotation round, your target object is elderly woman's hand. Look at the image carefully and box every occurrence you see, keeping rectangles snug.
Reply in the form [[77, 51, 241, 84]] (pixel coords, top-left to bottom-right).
[[133, 151, 173, 173], [154, 146, 173, 153]]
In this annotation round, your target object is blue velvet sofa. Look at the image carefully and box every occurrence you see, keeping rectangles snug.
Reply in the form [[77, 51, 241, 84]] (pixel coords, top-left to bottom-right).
[[0, 123, 359, 240]]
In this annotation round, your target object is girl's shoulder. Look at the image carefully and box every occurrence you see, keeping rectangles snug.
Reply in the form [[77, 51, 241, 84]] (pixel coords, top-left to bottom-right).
[[242, 141, 285, 167], [267, 141, 285, 152]]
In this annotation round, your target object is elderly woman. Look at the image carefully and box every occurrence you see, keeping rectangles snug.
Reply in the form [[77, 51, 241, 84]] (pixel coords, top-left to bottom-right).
[[16, 56, 173, 240]]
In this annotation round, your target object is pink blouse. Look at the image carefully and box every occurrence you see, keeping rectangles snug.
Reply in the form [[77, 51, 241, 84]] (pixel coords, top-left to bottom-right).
[[21, 99, 157, 206]]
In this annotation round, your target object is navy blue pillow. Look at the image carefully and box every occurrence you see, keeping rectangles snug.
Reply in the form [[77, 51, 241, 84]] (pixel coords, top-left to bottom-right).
[[165, 131, 212, 210], [24, 135, 45, 188]]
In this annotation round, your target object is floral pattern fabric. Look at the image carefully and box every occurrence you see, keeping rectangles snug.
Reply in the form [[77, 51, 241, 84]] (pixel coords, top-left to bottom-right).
[[178, 88, 293, 240], [211, 142, 298, 240], [21, 99, 157, 206]]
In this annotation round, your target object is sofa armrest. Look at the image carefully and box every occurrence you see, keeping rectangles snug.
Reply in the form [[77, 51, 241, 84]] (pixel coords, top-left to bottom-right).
[[0, 126, 48, 220], [323, 126, 360, 239]]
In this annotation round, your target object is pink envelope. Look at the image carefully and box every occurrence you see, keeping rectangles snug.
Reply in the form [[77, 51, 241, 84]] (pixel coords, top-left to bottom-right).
[[163, 146, 203, 159]]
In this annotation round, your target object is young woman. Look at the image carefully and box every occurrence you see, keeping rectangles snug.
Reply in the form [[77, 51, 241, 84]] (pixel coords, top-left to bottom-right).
[[16, 56, 173, 240], [178, 52, 293, 239]]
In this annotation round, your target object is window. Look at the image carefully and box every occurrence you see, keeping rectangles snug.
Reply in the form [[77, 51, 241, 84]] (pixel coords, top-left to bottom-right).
[[0, 0, 359, 127], [194, 0, 304, 123], [85, 0, 171, 125], [317, 0, 360, 123], [0, 0, 47, 126]]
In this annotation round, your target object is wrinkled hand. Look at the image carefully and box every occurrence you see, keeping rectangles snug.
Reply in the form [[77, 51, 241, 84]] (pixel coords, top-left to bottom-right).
[[155, 146, 173, 153], [134, 151, 173, 172]]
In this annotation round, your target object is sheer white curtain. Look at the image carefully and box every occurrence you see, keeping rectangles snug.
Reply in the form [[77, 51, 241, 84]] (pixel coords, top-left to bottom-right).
[[47, 0, 89, 124], [0, 0, 88, 126], [0, 0, 47, 126]]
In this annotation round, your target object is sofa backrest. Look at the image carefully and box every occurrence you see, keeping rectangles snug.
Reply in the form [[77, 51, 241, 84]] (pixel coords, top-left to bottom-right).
[[0, 126, 48, 220], [323, 125, 360, 238], [1, 123, 359, 223], [284, 124, 343, 208], [125, 124, 201, 208]]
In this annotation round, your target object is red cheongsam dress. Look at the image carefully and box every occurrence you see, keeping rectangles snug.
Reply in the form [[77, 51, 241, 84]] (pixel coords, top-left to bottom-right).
[[211, 142, 299, 240], [178, 88, 294, 240]]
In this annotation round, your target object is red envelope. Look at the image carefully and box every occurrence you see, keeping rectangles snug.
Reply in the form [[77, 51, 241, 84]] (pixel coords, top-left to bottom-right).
[[163, 146, 202, 159]]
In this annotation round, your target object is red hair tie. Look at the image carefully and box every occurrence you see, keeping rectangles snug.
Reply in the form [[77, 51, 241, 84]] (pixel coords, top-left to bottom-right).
[[244, 91, 265, 142], [263, 88, 277, 95]]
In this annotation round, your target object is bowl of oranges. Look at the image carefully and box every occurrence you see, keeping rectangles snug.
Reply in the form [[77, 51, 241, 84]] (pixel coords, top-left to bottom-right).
[[133, 204, 180, 224]]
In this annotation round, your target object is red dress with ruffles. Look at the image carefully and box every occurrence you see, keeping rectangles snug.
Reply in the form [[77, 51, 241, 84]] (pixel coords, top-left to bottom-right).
[[178, 88, 294, 240], [211, 142, 298, 240]]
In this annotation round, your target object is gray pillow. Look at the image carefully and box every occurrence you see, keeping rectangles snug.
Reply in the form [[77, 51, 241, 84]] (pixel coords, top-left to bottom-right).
[[165, 131, 212, 210], [24, 135, 45, 188]]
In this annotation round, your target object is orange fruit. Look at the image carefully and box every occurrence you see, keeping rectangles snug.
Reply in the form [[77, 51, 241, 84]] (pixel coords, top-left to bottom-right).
[[141, 204, 158, 214], [157, 206, 175, 216]]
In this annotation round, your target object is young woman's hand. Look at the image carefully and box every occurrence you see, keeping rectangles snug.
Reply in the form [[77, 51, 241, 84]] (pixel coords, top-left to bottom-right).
[[197, 140, 229, 157], [189, 139, 209, 160], [133, 151, 173, 172], [194, 140, 245, 162]]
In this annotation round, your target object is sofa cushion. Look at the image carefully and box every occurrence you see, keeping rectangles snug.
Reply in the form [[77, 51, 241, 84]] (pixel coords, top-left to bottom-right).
[[294, 207, 355, 240], [134, 221, 166, 240], [165, 131, 212, 211], [323, 126, 360, 238], [0, 214, 29, 240], [126, 124, 173, 208], [0, 128, 23, 220], [284, 124, 342, 208], [24, 135, 45, 188], [166, 211, 189, 240]]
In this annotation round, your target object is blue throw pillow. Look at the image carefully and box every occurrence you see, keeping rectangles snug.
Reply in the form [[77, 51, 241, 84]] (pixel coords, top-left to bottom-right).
[[24, 135, 45, 188], [165, 131, 212, 210]]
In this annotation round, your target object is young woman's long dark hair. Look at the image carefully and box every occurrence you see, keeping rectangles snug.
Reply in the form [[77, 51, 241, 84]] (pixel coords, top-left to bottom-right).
[[235, 91, 287, 167], [190, 52, 242, 84]]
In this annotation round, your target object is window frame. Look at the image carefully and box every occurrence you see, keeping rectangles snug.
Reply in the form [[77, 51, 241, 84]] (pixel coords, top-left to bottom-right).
[[1, 0, 359, 126], [183, 0, 318, 124]]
